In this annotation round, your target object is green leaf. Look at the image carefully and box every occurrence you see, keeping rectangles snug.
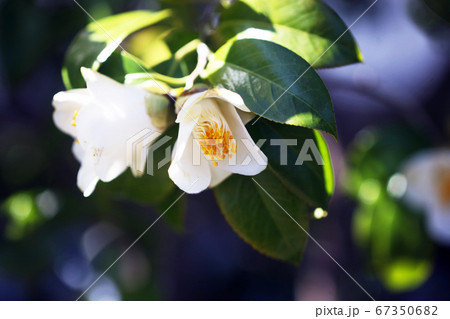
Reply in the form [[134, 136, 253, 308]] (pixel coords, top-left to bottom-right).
[[213, 0, 362, 68], [123, 25, 173, 69], [315, 130, 334, 196], [214, 170, 309, 264], [152, 30, 200, 78], [247, 119, 333, 208], [62, 10, 172, 89], [159, 0, 208, 31], [121, 51, 151, 75], [124, 29, 200, 82], [206, 39, 337, 137]]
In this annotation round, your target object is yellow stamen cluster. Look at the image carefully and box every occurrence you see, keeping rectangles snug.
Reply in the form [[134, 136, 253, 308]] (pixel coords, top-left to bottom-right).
[[71, 110, 79, 127], [196, 119, 237, 167]]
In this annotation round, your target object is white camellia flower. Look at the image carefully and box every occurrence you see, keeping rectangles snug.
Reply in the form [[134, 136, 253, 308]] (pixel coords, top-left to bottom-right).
[[401, 149, 450, 244], [52, 67, 162, 197], [168, 89, 268, 193]]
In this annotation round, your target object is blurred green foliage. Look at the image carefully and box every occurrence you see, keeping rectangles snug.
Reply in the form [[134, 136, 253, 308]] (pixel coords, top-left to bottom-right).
[[345, 125, 434, 292], [2, 192, 43, 240]]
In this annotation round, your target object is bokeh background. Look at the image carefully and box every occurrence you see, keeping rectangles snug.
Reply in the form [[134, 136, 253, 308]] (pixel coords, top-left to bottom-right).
[[0, 0, 449, 300]]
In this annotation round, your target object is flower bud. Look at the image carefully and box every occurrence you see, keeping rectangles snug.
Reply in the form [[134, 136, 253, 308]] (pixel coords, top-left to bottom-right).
[[145, 93, 175, 131]]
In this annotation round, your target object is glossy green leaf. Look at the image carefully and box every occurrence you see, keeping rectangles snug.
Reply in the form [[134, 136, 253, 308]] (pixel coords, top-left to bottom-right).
[[62, 10, 172, 89], [213, 0, 362, 68], [206, 39, 336, 137], [247, 119, 333, 208], [214, 170, 309, 264]]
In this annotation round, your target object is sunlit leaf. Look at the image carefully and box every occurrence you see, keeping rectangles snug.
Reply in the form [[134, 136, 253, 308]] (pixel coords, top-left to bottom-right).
[[214, 0, 362, 68], [125, 26, 173, 68], [206, 39, 336, 137], [62, 10, 172, 89]]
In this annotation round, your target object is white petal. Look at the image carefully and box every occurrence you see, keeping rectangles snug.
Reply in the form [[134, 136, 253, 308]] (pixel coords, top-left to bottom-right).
[[76, 101, 155, 182], [77, 157, 100, 197], [236, 108, 256, 125], [168, 134, 211, 194], [209, 164, 232, 188], [426, 204, 450, 245], [217, 101, 267, 176], [72, 141, 85, 163], [209, 89, 256, 124], [172, 120, 196, 163], [205, 88, 251, 113], [52, 89, 91, 138], [81, 67, 149, 113], [92, 145, 128, 182], [177, 89, 252, 125], [176, 91, 204, 125]]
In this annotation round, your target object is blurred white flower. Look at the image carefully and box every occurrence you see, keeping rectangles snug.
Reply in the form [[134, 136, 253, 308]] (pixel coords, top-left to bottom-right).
[[401, 149, 450, 244], [52, 68, 161, 196], [168, 89, 267, 194]]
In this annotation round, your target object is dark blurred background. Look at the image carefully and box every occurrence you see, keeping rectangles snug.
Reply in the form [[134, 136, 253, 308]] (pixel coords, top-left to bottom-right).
[[0, 0, 449, 300]]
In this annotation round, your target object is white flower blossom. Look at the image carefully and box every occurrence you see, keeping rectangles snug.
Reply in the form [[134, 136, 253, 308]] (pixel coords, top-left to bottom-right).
[[168, 89, 268, 194], [52, 68, 162, 196], [401, 149, 450, 244]]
